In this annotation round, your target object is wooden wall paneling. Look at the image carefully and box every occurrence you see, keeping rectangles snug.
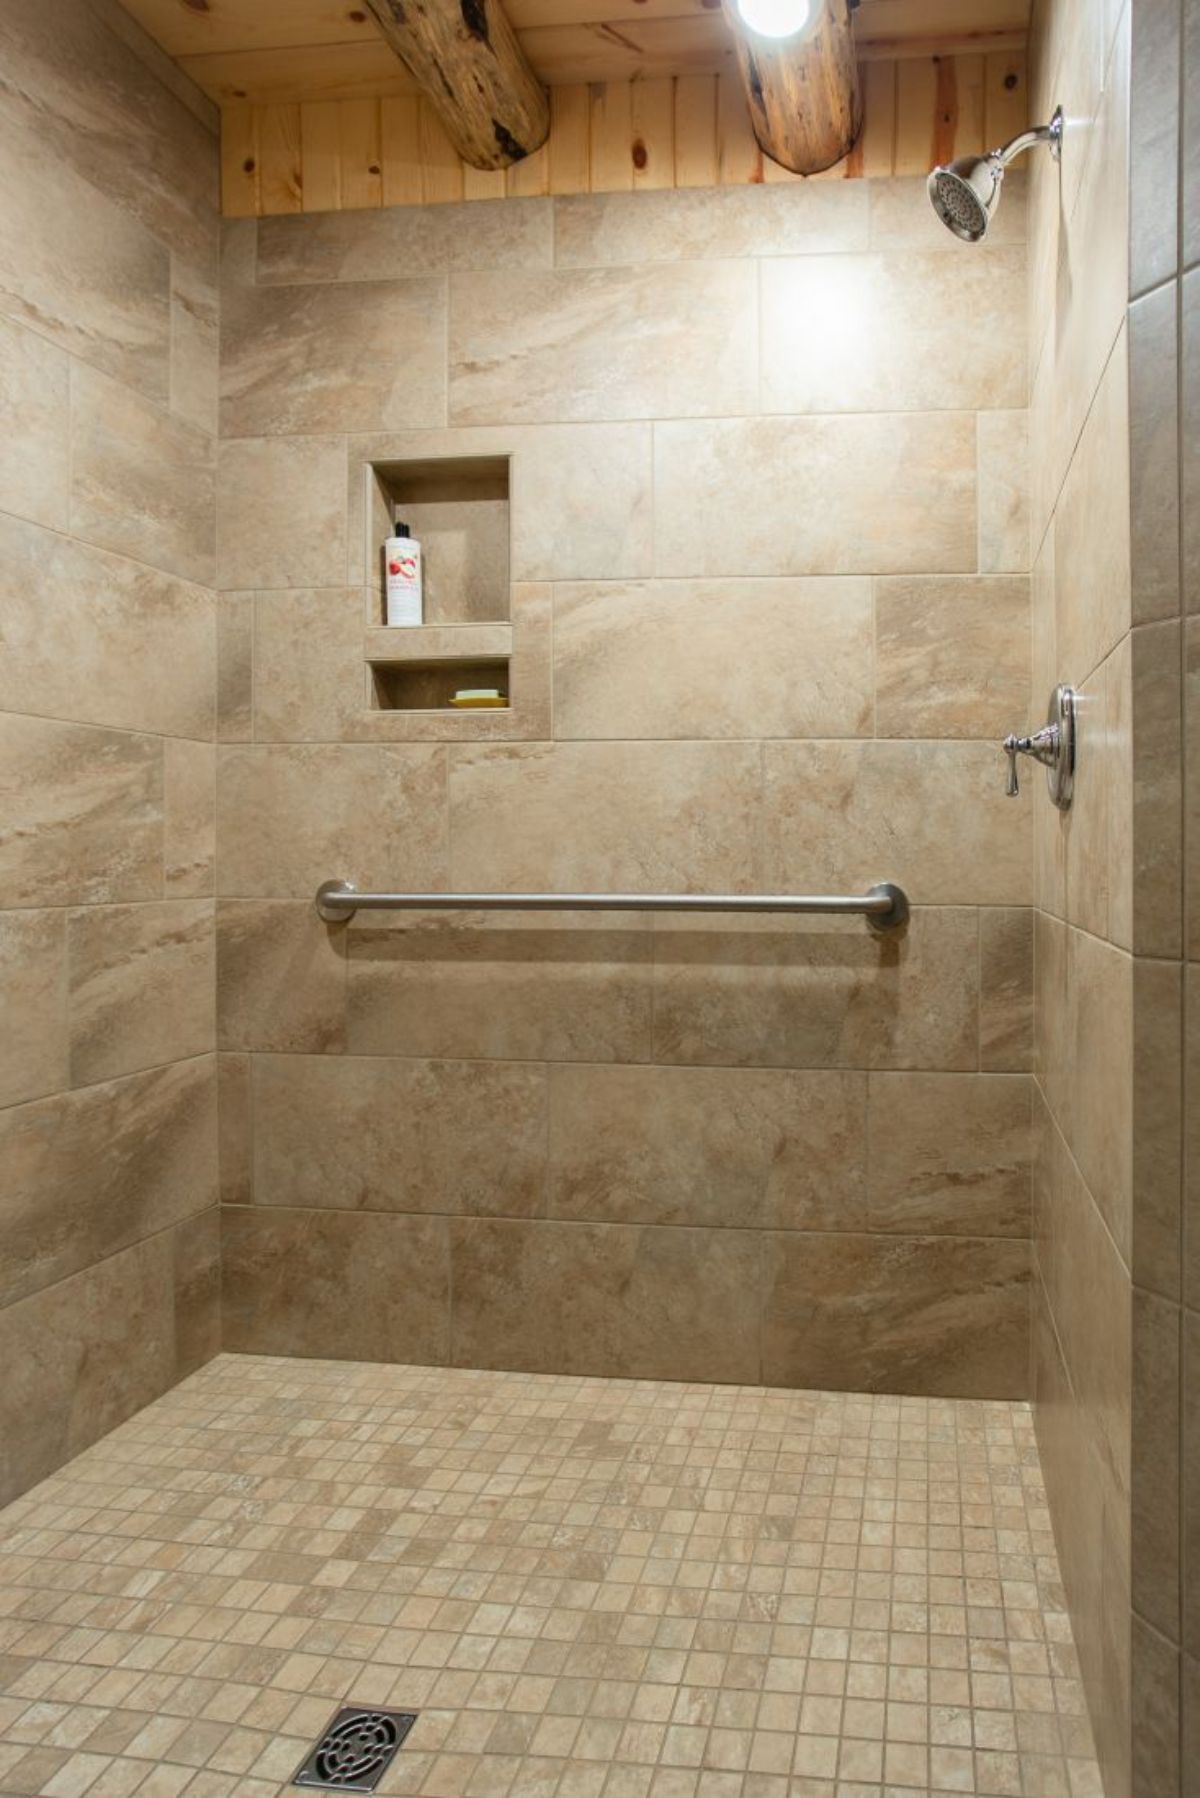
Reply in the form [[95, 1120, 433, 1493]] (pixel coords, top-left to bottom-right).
[[715, 70, 761, 186], [380, 96, 423, 205], [853, 58, 897, 174], [221, 104, 261, 217], [257, 102, 303, 212], [183, 41, 417, 105], [337, 97, 384, 208], [673, 74, 718, 186], [418, 99, 465, 203], [588, 79, 635, 190], [984, 48, 1028, 146], [893, 55, 938, 172], [631, 77, 675, 189], [300, 99, 342, 209], [548, 83, 591, 190], [506, 139, 552, 194]]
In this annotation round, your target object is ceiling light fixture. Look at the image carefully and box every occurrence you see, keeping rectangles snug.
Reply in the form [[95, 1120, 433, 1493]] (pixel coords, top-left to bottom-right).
[[733, 0, 816, 41]]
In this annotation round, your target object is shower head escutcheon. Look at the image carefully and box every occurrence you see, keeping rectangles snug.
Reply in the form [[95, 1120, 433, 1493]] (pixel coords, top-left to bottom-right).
[[927, 105, 1063, 242]]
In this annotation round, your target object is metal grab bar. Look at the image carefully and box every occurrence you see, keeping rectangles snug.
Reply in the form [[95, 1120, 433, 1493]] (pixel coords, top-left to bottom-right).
[[315, 879, 910, 933]]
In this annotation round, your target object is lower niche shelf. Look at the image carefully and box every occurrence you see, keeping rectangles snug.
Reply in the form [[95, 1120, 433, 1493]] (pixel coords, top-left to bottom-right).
[[365, 623, 512, 715]]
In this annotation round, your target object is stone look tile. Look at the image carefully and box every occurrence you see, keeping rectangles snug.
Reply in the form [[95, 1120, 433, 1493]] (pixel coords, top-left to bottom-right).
[[164, 738, 215, 897], [173, 1207, 220, 1378], [0, 715, 163, 907], [867, 1073, 1031, 1236], [1055, 327, 1132, 685], [69, 361, 216, 585], [874, 576, 1031, 738], [67, 899, 215, 1086], [217, 436, 346, 589], [555, 182, 869, 266], [980, 905, 1034, 1071], [170, 257, 219, 436], [256, 197, 553, 283], [217, 1052, 252, 1206], [1186, 1309, 1200, 1654], [449, 262, 757, 425], [346, 912, 653, 1064], [217, 592, 254, 742], [216, 743, 447, 898], [0, 1056, 216, 1309], [0, 911, 67, 1109], [1129, 282, 1181, 624], [868, 172, 1028, 248], [216, 901, 345, 1054], [1133, 959, 1183, 1301], [761, 249, 1026, 413], [0, 513, 214, 739], [653, 414, 978, 577], [552, 578, 873, 741], [1131, 620, 1184, 957], [761, 1233, 1029, 1396], [652, 909, 980, 1071], [547, 1065, 867, 1230], [1131, 1289, 1182, 1641], [221, 277, 446, 437], [1184, 269, 1200, 612], [449, 1219, 761, 1381], [250, 587, 362, 742], [222, 1207, 450, 1363], [978, 409, 1031, 574], [251, 1054, 548, 1217], [0, 313, 69, 530], [763, 741, 1031, 907]]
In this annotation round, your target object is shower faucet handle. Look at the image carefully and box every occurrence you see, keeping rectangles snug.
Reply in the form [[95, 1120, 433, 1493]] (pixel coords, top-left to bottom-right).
[[1001, 686, 1077, 811], [1002, 725, 1056, 796]]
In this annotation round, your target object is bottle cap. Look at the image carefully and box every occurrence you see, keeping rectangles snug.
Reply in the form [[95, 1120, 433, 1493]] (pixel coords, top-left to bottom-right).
[[394, 519, 411, 537]]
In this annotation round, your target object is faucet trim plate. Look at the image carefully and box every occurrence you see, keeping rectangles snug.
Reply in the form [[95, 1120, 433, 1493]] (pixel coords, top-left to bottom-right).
[[1003, 683, 1076, 811]]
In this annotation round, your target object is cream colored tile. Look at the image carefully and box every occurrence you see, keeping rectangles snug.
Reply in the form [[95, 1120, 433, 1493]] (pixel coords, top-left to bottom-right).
[[221, 277, 445, 437], [252, 1054, 548, 1217], [761, 251, 1026, 413], [868, 173, 1028, 249], [1184, 270, 1200, 615], [554, 182, 869, 265], [67, 899, 215, 1086], [1129, 283, 1181, 624], [173, 1206, 219, 1378], [1130, 620, 1183, 956], [217, 1051, 252, 1205], [0, 314, 69, 530], [216, 743, 447, 898], [217, 592, 254, 742], [1129, 0, 1180, 297], [553, 578, 872, 740], [69, 361, 215, 586], [653, 415, 977, 577], [164, 738, 215, 897], [449, 263, 757, 425], [764, 741, 1031, 907], [0, 910, 68, 1109], [217, 436, 346, 590], [547, 1065, 867, 1230], [0, 714, 162, 906], [256, 197, 553, 283], [979, 411, 1031, 574], [216, 900, 345, 1053], [170, 257, 218, 437], [1133, 957, 1183, 1300], [874, 576, 1030, 738], [251, 587, 361, 742], [1054, 327, 1131, 684], [867, 1073, 1030, 1236], [980, 905, 1034, 1072]]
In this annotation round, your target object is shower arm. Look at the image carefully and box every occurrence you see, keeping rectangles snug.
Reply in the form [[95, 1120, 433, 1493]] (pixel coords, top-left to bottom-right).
[[995, 109, 1064, 169]]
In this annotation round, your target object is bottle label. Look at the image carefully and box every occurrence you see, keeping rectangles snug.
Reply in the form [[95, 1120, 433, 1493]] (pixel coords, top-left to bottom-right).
[[385, 539, 422, 626]]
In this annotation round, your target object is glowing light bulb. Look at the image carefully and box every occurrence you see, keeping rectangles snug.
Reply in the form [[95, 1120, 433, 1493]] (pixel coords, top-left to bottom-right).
[[734, 0, 813, 38]]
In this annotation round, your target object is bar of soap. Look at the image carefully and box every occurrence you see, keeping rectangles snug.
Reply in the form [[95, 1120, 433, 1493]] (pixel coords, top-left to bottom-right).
[[450, 688, 507, 708]]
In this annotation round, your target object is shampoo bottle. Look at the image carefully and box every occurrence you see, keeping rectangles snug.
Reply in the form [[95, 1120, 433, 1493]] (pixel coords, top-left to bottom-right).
[[384, 517, 423, 626]]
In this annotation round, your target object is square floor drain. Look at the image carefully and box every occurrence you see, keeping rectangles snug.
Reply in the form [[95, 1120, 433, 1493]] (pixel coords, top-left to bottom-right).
[[292, 1706, 419, 1791]]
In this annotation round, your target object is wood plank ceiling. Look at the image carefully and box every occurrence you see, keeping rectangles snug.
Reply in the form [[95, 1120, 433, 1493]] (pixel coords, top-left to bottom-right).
[[119, 0, 1030, 103]]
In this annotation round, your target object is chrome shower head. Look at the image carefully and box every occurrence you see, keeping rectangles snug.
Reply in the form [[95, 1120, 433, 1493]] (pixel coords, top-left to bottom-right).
[[928, 106, 1062, 241]]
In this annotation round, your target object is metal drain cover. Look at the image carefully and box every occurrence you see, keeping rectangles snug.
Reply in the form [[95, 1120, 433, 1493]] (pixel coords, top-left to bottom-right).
[[292, 1706, 418, 1792]]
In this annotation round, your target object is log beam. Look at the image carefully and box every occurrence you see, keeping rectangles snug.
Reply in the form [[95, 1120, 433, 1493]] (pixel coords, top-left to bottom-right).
[[724, 0, 861, 175], [364, 0, 549, 170]]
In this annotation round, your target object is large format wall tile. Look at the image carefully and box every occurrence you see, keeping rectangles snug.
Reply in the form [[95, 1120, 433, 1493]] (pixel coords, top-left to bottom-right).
[[0, 514, 214, 739], [980, 906, 1035, 1071], [552, 579, 873, 741], [874, 577, 1031, 738], [0, 911, 67, 1109], [0, 314, 69, 530], [164, 739, 216, 898], [761, 1232, 1029, 1396], [346, 913, 653, 1063], [553, 183, 869, 266], [217, 902, 346, 1054], [761, 250, 1027, 414], [222, 1206, 450, 1363], [256, 198, 553, 284], [867, 1073, 1031, 1236], [547, 1064, 867, 1231], [69, 362, 216, 585], [251, 1055, 547, 1216], [0, 715, 163, 907], [217, 436, 346, 589], [221, 278, 446, 437], [653, 414, 978, 576], [0, 1057, 217, 1309], [67, 899, 215, 1086], [1055, 327, 1132, 684], [978, 410, 1032, 574], [449, 262, 757, 425]]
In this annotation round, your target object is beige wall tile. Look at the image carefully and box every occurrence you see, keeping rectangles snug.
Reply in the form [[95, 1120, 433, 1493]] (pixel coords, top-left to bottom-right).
[[221, 278, 446, 437], [0, 1056, 217, 1309], [0, 1232, 177, 1507], [1186, 1310, 1200, 1657], [653, 414, 978, 577], [172, 1206, 220, 1377], [761, 1233, 1029, 1397], [346, 912, 653, 1063], [222, 1206, 450, 1363], [547, 1064, 867, 1231], [0, 513, 214, 740], [980, 905, 1034, 1071], [1063, 661, 1113, 940], [217, 1051, 252, 1205], [764, 741, 1031, 907], [216, 743, 447, 898], [164, 738, 215, 898], [67, 899, 215, 1086], [1131, 620, 1183, 957], [0, 911, 68, 1109], [867, 1073, 1031, 1236], [554, 183, 869, 266], [761, 251, 1026, 414], [170, 259, 219, 438], [216, 900, 346, 1053], [552, 578, 873, 741], [251, 1054, 547, 1217], [449, 1219, 761, 1382], [1133, 958, 1182, 1301], [1188, 966, 1200, 1312], [0, 314, 69, 531], [868, 173, 1027, 250], [1184, 270, 1200, 612], [251, 587, 362, 742], [69, 361, 216, 586], [449, 263, 757, 426], [217, 436, 346, 589], [1132, 1611, 1182, 1798], [978, 411, 1032, 575], [1055, 326, 1132, 684], [0, 714, 162, 907], [1129, 283, 1181, 624], [874, 576, 1031, 738], [217, 592, 254, 743], [1130, 0, 1180, 297], [448, 741, 764, 895], [256, 198, 553, 284], [652, 908, 980, 1071], [1131, 1289, 1182, 1641]]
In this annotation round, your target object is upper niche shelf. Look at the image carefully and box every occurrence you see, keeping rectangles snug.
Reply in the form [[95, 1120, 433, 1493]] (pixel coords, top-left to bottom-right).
[[369, 455, 510, 628]]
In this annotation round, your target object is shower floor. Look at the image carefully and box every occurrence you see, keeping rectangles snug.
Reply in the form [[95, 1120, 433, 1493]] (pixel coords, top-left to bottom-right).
[[0, 1356, 1101, 1798]]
